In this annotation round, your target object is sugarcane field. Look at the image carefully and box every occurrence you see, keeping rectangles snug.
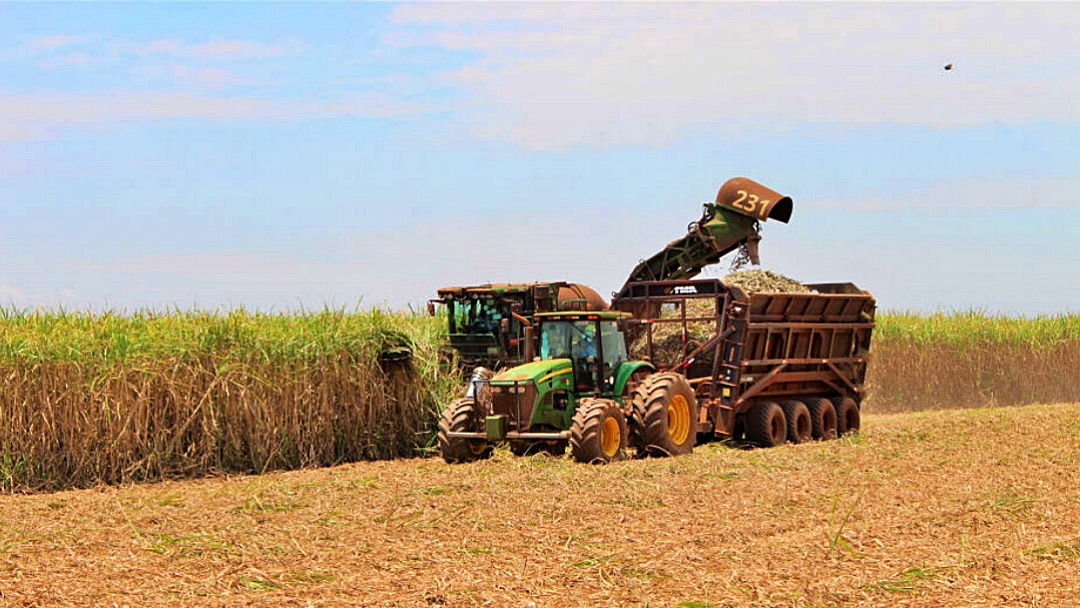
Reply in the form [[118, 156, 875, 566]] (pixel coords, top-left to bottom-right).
[[3, 4, 1079, 607]]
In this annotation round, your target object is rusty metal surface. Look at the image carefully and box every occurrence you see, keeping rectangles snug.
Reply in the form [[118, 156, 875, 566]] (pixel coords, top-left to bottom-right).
[[556, 283, 609, 311], [490, 381, 539, 432], [714, 177, 792, 223], [612, 278, 876, 440]]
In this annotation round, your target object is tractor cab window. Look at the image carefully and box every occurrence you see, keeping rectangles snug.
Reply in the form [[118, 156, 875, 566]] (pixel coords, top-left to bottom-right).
[[540, 320, 601, 392], [600, 321, 628, 386], [539, 321, 573, 360]]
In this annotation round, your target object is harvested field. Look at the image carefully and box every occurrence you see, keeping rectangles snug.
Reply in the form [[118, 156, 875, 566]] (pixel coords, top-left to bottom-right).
[[1, 403, 1079, 606]]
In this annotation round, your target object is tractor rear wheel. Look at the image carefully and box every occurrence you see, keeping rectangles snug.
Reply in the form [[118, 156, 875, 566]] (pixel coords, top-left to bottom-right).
[[805, 398, 838, 440], [780, 401, 812, 444], [437, 398, 493, 463], [631, 372, 698, 457], [832, 397, 861, 436], [570, 398, 627, 464], [745, 401, 787, 447]]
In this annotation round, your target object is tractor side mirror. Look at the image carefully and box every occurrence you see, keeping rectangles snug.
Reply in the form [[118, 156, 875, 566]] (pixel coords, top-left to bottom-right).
[[427, 301, 436, 316]]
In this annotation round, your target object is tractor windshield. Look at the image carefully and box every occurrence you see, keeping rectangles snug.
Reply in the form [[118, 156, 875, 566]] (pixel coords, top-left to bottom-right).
[[539, 320, 596, 360]]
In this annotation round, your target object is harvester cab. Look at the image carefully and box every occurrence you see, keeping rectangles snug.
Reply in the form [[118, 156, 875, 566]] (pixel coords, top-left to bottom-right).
[[431, 282, 608, 371], [437, 311, 663, 464]]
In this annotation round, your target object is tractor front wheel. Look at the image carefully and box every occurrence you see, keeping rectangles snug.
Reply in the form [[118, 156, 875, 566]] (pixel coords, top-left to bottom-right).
[[631, 372, 698, 457], [437, 398, 493, 463], [570, 398, 628, 464]]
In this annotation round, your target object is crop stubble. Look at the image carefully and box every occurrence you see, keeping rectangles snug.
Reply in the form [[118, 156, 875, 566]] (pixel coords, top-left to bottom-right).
[[1, 403, 1079, 606]]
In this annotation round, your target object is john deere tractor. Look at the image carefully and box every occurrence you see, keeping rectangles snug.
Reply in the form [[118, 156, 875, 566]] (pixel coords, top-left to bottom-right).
[[437, 310, 699, 464]]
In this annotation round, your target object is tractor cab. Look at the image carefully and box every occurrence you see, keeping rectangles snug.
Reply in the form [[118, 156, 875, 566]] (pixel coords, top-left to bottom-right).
[[536, 311, 630, 396]]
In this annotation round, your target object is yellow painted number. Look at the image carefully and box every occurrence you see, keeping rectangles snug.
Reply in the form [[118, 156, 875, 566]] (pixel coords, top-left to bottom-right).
[[731, 190, 770, 216]]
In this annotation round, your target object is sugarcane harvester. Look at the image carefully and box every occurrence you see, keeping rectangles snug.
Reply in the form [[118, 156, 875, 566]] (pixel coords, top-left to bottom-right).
[[429, 282, 608, 371], [438, 177, 856, 464]]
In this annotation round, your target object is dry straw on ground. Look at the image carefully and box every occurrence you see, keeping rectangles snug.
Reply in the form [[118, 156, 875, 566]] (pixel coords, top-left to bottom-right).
[[1, 403, 1079, 606]]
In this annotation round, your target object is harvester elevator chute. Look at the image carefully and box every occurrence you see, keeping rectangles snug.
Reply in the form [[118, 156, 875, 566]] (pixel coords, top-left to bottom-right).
[[622, 177, 792, 286]]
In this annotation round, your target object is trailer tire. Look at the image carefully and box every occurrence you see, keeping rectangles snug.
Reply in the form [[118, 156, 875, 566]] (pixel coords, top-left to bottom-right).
[[438, 398, 493, 463], [805, 398, 838, 440], [631, 372, 698, 457], [780, 401, 812, 444], [745, 401, 787, 448], [571, 398, 628, 464], [832, 397, 861, 436]]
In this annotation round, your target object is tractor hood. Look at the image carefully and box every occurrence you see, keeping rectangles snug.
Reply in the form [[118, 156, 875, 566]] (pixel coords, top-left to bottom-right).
[[492, 358, 573, 385]]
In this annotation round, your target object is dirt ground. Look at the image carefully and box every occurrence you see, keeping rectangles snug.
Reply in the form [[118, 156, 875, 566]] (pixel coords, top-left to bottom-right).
[[2, 403, 1080, 607]]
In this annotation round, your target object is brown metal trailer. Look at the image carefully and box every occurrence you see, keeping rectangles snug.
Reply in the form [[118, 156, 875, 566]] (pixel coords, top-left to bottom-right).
[[613, 278, 875, 447]]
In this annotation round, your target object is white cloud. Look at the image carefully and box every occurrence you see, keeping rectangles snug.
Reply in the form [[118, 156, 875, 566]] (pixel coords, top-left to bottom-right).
[[808, 175, 1080, 212], [122, 38, 304, 61], [37, 52, 97, 69], [0, 91, 427, 142], [28, 34, 92, 52], [390, 4, 1080, 150]]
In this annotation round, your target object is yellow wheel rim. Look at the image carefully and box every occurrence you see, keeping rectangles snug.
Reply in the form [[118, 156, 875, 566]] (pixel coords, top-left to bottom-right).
[[601, 416, 622, 457], [668, 394, 691, 445]]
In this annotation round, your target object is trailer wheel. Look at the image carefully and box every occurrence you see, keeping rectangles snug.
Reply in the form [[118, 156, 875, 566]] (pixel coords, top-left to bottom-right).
[[805, 398, 838, 440], [780, 401, 812, 444], [745, 402, 787, 448], [570, 398, 628, 464], [437, 398, 493, 463], [631, 372, 698, 457], [832, 397, 861, 436]]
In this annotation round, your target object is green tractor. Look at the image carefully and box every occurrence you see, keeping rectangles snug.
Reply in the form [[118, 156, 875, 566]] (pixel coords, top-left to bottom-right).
[[437, 310, 699, 464]]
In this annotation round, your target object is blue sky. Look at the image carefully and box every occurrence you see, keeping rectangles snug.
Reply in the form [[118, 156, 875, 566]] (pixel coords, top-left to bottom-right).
[[1, 3, 1077, 314]]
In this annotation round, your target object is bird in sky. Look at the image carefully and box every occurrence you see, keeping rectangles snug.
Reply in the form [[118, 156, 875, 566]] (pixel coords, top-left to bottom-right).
[[944, 63, 954, 71]]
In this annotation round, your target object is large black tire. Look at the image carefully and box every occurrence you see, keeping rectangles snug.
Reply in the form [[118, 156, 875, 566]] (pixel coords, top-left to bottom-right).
[[570, 398, 628, 464], [437, 398, 493, 463], [630, 372, 698, 457], [780, 401, 812, 444], [832, 397, 861, 436], [744, 401, 787, 447], [805, 398, 838, 440]]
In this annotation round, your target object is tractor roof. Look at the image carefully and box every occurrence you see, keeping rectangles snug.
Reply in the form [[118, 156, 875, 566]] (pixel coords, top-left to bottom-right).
[[437, 283, 551, 297]]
